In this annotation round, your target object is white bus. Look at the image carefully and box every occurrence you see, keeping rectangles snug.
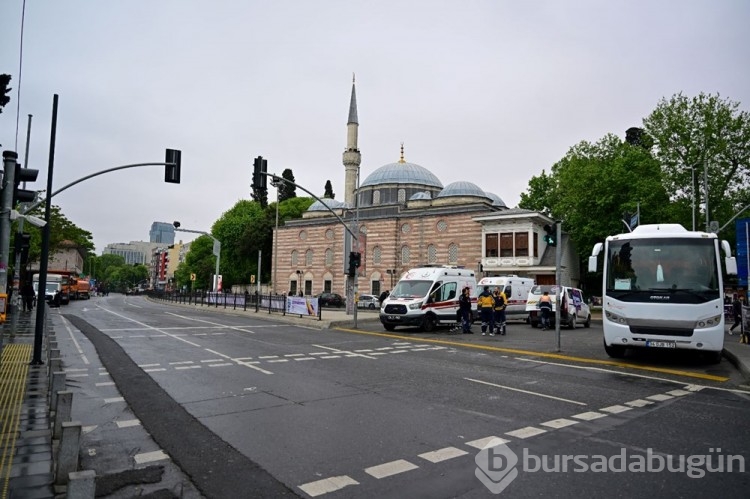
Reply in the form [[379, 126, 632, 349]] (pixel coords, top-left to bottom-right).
[[589, 224, 737, 363]]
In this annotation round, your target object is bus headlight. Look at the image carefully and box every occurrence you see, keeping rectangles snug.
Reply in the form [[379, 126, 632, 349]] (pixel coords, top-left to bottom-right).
[[605, 310, 628, 325], [695, 315, 722, 329]]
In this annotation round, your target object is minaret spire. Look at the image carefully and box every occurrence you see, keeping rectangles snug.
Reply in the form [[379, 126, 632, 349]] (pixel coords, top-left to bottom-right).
[[343, 76, 361, 206]]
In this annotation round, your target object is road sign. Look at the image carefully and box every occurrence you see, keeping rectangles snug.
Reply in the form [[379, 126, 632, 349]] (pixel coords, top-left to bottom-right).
[[190, 273, 196, 281], [250, 274, 256, 284]]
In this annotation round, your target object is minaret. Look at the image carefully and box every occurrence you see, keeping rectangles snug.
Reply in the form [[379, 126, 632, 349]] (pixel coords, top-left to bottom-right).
[[343, 74, 361, 206]]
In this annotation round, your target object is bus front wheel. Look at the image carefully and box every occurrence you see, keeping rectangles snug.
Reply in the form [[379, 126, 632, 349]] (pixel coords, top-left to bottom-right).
[[603, 341, 626, 359]]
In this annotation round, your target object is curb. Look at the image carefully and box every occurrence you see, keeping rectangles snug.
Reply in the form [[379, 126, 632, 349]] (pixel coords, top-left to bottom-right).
[[723, 347, 750, 384]]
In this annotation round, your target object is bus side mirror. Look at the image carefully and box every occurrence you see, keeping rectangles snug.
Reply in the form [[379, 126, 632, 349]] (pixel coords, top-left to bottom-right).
[[588, 255, 598, 273], [726, 257, 738, 275], [588, 242, 602, 272]]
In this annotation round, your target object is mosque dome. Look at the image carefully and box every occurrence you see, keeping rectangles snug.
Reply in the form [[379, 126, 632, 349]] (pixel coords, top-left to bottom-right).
[[360, 161, 443, 189], [435, 181, 490, 199], [409, 191, 432, 201], [307, 198, 348, 211], [485, 191, 508, 208]]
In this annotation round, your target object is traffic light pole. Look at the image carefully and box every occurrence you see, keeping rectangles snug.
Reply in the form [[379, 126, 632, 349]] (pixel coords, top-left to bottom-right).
[[555, 221, 562, 352], [0, 151, 18, 300]]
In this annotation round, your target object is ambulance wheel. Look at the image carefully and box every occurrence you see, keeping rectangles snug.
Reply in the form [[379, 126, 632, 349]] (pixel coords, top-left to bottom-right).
[[422, 314, 437, 332]]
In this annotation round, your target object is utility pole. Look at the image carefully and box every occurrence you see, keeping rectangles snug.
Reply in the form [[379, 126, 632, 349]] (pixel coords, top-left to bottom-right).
[[555, 221, 562, 352]]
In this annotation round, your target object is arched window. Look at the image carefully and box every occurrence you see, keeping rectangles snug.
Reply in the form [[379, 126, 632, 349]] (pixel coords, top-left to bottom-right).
[[325, 248, 333, 267], [398, 189, 406, 203], [401, 245, 410, 265], [291, 250, 299, 266], [448, 243, 458, 264], [306, 249, 313, 266], [373, 246, 382, 265], [427, 244, 437, 264], [373, 190, 381, 205]]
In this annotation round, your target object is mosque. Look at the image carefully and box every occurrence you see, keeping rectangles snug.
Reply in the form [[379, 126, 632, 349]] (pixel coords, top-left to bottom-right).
[[272, 80, 581, 298]]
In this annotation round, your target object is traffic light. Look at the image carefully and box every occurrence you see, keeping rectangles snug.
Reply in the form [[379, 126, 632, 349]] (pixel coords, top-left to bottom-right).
[[543, 223, 557, 246], [348, 251, 361, 276], [252, 156, 268, 191], [0, 74, 11, 113], [165, 148, 181, 183], [13, 163, 39, 205]]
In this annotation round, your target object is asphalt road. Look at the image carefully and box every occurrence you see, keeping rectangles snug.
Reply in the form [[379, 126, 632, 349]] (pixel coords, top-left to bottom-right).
[[54, 295, 750, 498]]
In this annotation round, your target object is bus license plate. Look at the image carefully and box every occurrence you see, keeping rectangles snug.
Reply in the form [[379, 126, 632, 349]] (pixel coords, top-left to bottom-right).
[[646, 340, 676, 348]]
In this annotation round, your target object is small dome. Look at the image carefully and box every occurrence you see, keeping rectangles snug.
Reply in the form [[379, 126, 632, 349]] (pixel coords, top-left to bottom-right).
[[409, 191, 432, 201], [485, 192, 507, 207], [436, 181, 489, 199], [307, 198, 346, 211], [361, 161, 443, 188]]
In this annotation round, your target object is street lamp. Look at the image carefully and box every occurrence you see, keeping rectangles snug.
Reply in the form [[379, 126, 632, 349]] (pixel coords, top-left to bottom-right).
[[173, 221, 221, 291], [295, 270, 302, 295], [271, 175, 281, 294], [385, 269, 396, 289]]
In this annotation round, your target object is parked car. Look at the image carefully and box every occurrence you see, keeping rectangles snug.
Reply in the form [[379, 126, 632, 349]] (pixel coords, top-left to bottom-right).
[[316, 292, 345, 308], [357, 294, 381, 309]]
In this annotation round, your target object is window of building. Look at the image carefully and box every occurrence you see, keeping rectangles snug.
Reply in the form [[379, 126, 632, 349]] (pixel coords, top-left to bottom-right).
[[515, 232, 529, 257], [485, 233, 498, 257], [299, 230, 307, 240], [304, 280, 312, 296], [401, 223, 411, 233], [325, 248, 333, 267], [291, 250, 298, 266], [448, 243, 458, 264], [398, 189, 406, 203], [360, 225, 367, 234], [534, 232, 539, 257], [428, 244, 437, 264], [371, 280, 381, 296], [436, 220, 447, 232], [290, 280, 298, 295], [373, 246, 382, 264], [326, 229, 334, 240], [324, 280, 332, 293], [305, 249, 313, 266], [373, 190, 381, 205], [500, 233, 514, 257], [401, 245, 410, 265]]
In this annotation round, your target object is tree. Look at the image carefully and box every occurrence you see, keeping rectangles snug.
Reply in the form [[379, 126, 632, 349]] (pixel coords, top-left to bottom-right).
[[519, 133, 670, 259], [0, 74, 11, 114], [643, 92, 750, 235], [324, 180, 335, 199], [212, 200, 266, 288], [278, 168, 297, 202], [182, 235, 216, 290]]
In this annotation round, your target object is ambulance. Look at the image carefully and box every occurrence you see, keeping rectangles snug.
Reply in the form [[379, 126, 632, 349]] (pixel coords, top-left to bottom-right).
[[380, 266, 477, 332], [476, 275, 535, 321]]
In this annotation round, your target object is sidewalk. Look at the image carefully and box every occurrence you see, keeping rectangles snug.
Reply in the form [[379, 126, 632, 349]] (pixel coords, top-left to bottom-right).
[[0, 309, 55, 498], [2, 301, 749, 499]]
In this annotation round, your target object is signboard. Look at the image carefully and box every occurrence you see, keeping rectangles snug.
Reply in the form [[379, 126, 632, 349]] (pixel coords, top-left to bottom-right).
[[250, 274, 256, 284], [737, 218, 750, 288]]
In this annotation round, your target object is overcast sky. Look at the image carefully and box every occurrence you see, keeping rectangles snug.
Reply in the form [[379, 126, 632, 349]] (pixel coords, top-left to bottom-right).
[[1, 1, 748, 253]]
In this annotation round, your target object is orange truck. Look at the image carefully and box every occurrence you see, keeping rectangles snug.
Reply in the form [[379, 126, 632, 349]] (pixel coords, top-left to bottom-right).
[[74, 278, 91, 300]]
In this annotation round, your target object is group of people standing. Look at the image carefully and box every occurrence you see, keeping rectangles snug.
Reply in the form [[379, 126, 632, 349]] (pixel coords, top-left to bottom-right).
[[459, 285, 507, 335]]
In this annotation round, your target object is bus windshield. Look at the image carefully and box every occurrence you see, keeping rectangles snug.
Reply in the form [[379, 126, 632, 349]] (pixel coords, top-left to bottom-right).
[[606, 237, 719, 303]]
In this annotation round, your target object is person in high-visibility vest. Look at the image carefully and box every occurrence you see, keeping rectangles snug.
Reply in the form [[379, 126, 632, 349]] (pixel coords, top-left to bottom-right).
[[493, 288, 507, 335], [477, 286, 495, 335]]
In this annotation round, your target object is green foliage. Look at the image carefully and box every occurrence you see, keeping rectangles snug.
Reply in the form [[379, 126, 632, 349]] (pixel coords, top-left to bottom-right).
[[278, 168, 297, 202]]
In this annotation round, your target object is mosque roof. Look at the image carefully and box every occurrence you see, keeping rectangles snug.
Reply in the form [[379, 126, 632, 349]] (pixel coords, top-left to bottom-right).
[[360, 161, 443, 188], [307, 198, 349, 211], [436, 181, 491, 199], [485, 191, 508, 207]]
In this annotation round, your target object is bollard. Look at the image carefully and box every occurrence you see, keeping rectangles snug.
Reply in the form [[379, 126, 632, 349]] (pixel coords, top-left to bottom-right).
[[67, 469, 96, 498], [50, 371, 66, 412], [56, 421, 82, 485], [54, 391, 73, 439], [49, 357, 62, 386]]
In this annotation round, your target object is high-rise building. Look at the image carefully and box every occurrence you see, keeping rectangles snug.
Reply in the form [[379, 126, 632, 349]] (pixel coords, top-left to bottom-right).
[[150, 222, 175, 245]]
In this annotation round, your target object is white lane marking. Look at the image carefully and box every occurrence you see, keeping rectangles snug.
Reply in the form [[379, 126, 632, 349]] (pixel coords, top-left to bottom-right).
[[267, 359, 289, 363], [354, 349, 374, 353], [200, 359, 224, 363], [67, 373, 89, 378], [685, 384, 705, 392], [64, 368, 89, 372], [208, 363, 233, 367], [625, 399, 654, 407], [61, 315, 90, 365], [308, 352, 328, 355], [505, 427, 547, 439], [236, 360, 273, 375], [465, 436, 510, 450], [116, 419, 141, 428], [666, 389, 692, 397], [104, 397, 125, 404], [364, 459, 419, 479], [164, 311, 258, 334], [134, 450, 170, 464], [321, 355, 341, 359], [368, 352, 388, 356], [312, 344, 376, 360], [259, 355, 279, 359], [96, 307, 202, 347], [138, 363, 162, 368], [600, 405, 632, 414], [208, 350, 234, 359], [298, 476, 359, 497], [284, 353, 306, 357], [646, 394, 674, 402], [390, 350, 408, 354], [294, 357, 315, 361], [375, 347, 394, 351], [95, 382, 115, 387], [572, 411, 607, 421], [540, 418, 579, 429], [176, 365, 201, 370], [418, 447, 468, 463], [145, 368, 167, 372], [465, 377, 587, 406], [169, 361, 194, 365]]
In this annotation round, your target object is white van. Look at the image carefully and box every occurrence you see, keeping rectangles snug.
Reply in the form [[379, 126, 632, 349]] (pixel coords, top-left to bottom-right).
[[33, 273, 63, 307], [477, 276, 535, 321], [380, 266, 477, 332], [525, 284, 591, 329]]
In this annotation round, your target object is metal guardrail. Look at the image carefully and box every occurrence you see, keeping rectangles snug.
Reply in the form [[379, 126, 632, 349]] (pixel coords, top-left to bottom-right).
[[147, 291, 325, 320]]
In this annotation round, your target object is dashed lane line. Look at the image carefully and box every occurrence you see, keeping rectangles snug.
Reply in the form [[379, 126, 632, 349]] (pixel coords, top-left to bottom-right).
[[418, 447, 468, 463], [465, 377, 587, 406], [364, 459, 419, 479], [298, 476, 359, 497]]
